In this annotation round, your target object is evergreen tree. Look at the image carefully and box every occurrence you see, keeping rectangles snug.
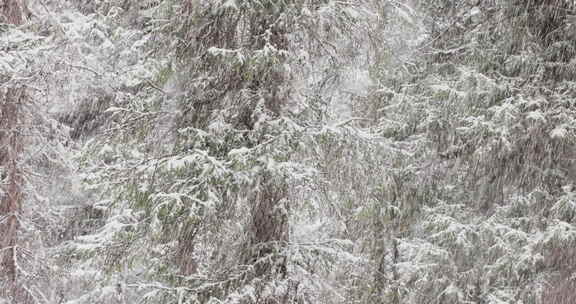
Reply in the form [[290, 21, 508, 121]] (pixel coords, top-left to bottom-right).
[[355, 0, 576, 302], [62, 1, 377, 303], [6, 0, 576, 303]]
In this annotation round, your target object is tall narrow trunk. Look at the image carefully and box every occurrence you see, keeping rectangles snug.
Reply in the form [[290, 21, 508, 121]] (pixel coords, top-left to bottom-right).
[[0, 87, 26, 303], [248, 178, 289, 279], [1, 3, 27, 301]]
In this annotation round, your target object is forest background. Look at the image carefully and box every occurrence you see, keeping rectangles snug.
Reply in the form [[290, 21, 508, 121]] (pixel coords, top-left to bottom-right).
[[2, 0, 576, 303]]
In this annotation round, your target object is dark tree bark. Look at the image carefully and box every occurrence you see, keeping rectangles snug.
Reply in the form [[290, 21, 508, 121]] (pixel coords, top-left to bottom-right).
[[543, 247, 576, 304], [0, 87, 27, 303], [247, 177, 289, 280], [1, 5, 30, 303], [0, 0, 30, 25]]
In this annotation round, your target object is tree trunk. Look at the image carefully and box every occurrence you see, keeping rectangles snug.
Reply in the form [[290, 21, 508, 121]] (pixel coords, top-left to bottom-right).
[[1, 4, 29, 303], [543, 247, 576, 303], [248, 177, 289, 280], [0, 87, 26, 303], [0, 0, 30, 25]]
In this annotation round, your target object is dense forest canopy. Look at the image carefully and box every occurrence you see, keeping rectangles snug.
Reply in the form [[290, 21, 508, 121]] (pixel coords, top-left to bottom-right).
[[1, 0, 576, 303]]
